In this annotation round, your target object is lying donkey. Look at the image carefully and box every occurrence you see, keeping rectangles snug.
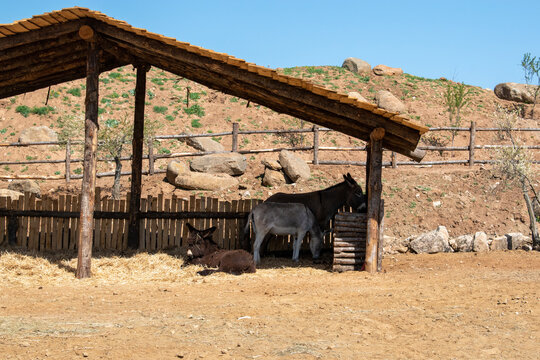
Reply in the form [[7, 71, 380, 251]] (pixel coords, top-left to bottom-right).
[[244, 202, 323, 265], [185, 223, 256, 275]]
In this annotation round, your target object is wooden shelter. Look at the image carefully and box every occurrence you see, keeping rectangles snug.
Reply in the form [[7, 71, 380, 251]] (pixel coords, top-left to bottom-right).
[[0, 7, 428, 277]]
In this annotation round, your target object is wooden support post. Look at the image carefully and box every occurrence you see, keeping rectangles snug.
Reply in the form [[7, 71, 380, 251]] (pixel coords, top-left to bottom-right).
[[313, 125, 319, 165], [365, 127, 385, 273], [76, 31, 99, 279], [365, 144, 371, 201], [65, 139, 71, 183], [128, 64, 149, 249], [469, 121, 476, 167], [232, 122, 239, 152], [391, 151, 397, 169], [186, 87, 190, 108], [148, 139, 155, 175]]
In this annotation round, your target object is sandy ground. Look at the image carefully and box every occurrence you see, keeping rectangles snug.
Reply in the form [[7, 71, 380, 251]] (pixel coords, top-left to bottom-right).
[[0, 250, 538, 359]]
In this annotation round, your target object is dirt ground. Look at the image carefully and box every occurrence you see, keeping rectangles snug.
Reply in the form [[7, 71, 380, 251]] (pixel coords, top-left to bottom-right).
[[0, 250, 538, 359]]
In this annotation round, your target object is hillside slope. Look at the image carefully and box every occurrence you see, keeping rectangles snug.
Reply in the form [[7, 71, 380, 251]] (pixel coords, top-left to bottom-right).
[[0, 65, 538, 240]]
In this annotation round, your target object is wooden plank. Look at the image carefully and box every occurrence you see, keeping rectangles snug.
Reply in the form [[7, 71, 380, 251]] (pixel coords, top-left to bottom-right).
[[63, 195, 72, 250], [174, 198, 182, 248], [163, 197, 171, 248], [105, 199, 114, 250], [121, 196, 129, 251], [180, 199, 189, 246], [169, 196, 177, 248], [334, 241, 366, 248], [41, 198, 49, 250], [27, 194, 37, 250], [223, 201, 232, 250], [58, 195, 66, 249], [51, 199, 59, 250], [145, 195, 152, 250], [216, 200, 225, 248], [149, 196, 157, 251], [230, 200, 239, 250], [32, 198, 42, 251], [333, 257, 364, 265], [334, 252, 365, 258], [156, 193, 164, 250], [333, 264, 363, 272], [69, 195, 78, 250], [139, 197, 147, 250], [111, 199, 121, 250], [335, 225, 368, 232], [377, 200, 385, 272], [194, 197, 203, 230], [0, 197, 6, 246], [73, 194, 81, 250]]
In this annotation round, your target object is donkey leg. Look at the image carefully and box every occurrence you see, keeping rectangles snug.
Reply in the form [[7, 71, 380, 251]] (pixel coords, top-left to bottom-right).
[[292, 231, 307, 262], [252, 232, 266, 265]]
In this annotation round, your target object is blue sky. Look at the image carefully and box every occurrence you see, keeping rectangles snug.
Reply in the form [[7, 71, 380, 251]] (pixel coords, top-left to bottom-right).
[[2, 1, 539, 90]]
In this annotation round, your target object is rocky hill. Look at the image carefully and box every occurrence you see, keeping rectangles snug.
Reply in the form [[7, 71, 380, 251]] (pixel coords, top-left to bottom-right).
[[0, 63, 538, 240]]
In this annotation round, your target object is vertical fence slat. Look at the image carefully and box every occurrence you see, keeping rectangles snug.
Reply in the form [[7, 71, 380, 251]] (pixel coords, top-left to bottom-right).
[[150, 196, 157, 251], [230, 200, 239, 251], [139, 197, 147, 250], [0, 197, 7, 246], [169, 196, 177, 248], [58, 195, 66, 250], [232, 122, 239, 152], [105, 199, 114, 250], [181, 198, 191, 246], [95, 188, 103, 250], [112, 200, 120, 250], [122, 194, 129, 251], [71, 195, 80, 250], [157, 193, 164, 250], [174, 198, 183, 247], [51, 198, 59, 250], [27, 194, 36, 250], [145, 195, 152, 250], [223, 201, 232, 250], [313, 125, 319, 165], [164, 197, 171, 248]]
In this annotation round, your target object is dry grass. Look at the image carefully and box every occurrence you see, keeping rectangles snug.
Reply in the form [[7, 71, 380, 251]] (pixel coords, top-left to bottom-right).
[[0, 249, 330, 286]]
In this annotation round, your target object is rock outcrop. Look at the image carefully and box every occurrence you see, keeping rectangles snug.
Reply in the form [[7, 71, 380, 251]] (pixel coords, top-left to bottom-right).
[[494, 83, 537, 103], [375, 90, 406, 113], [8, 180, 41, 198], [373, 64, 404, 76], [278, 150, 310, 182], [190, 153, 247, 176], [18, 126, 58, 144], [342, 57, 371, 74]]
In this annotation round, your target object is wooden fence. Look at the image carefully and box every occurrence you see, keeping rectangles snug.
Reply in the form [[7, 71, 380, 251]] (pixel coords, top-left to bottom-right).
[[0, 189, 343, 252], [0, 122, 538, 181]]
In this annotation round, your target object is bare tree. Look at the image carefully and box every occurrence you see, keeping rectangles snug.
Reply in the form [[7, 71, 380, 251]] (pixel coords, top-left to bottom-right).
[[493, 106, 539, 249]]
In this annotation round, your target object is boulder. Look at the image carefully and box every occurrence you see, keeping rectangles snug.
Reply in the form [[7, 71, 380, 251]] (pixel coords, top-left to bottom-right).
[[375, 90, 406, 114], [382, 235, 410, 254], [494, 83, 538, 103], [18, 126, 58, 144], [0, 188, 24, 201], [279, 150, 310, 183], [505, 233, 532, 250], [373, 64, 404, 76], [449, 234, 473, 252], [190, 153, 247, 176], [472, 232, 489, 253], [8, 180, 41, 198], [173, 172, 238, 191], [261, 159, 282, 171], [182, 129, 225, 152], [342, 57, 371, 74], [166, 160, 190, 185], [347, 91, 369, 103], [262, 168, 287, 187], [490, 236, 508, 251], [409, 226, 453, 254]]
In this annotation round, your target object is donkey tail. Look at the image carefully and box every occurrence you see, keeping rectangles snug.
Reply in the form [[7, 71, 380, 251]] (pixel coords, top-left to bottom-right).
[[241, 211, 253, 251]]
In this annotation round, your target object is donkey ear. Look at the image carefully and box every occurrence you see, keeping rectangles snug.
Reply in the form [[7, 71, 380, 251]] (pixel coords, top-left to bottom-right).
[[186, 223, 196, 232], [201, 226, 217, 238]]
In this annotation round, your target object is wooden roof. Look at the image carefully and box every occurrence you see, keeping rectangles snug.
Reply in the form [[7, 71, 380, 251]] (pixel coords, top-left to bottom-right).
[[0, 7, 428, 160]]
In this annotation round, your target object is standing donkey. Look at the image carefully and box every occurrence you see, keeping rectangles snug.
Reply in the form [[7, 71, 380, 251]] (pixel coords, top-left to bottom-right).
[[244, 202, 323, 265]]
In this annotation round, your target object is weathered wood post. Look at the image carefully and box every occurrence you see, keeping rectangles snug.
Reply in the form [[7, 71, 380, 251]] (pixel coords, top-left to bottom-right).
[[232, 122, 239, 152], [65, 139, 71, 183], [76, 25, 99, 279], [148, 139, 155, 175], [312, 125, 319, 165], [365, 127, 385, 273], [469, 121, 476, 166], [128, 64, 149, 249]]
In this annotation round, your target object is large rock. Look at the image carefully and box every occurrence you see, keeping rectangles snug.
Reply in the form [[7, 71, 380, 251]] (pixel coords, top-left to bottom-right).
[[373, 64, 404, 76], [8, 180, 41, 198], [490, 236, 508, 251], [166, 160, 189, 185], [410, 226, 453, 254], [375, 90, 406, 113], [505, 233, 532, 250], [449, 234, 473, 252], [190, 153, 247, 176], [279, 150, 310, 183], [182, 129, 225, 152], [18, 126, 58, 144], [174, 172, 238, 191], [348, 91, 369, 103], [262, 168, 287, 187], [261, 159, 282, 171], [342, 57, 371, 74], [383, 235, 410, 254], [472, 232, 489, 253], [494, 83, 538, 103], [0, 189, 24, 201]]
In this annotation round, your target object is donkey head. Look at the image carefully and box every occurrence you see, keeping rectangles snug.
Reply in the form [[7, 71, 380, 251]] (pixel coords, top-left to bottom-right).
[[343, 173, 367, 212], [186, 223, 218, 259]]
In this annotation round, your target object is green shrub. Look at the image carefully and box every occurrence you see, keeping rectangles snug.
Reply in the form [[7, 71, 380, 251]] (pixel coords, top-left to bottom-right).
[[67, 87, 81, 97], [165, 115, 175, 121], [191, 119, 202, 128], [153, 106, 168, 114], [15, 105, 31, 117], [184, 104, 205, 117]]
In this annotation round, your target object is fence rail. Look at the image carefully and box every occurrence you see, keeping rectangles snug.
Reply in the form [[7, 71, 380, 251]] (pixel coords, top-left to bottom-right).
[[0, 122, 539, 180], [0, 190, 346, 252]]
